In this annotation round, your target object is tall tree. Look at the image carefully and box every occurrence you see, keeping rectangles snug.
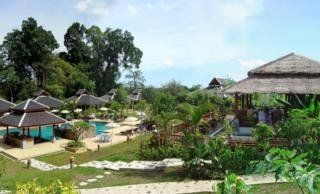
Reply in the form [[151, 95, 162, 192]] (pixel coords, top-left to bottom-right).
[[63, 22, 89, 65], [64, 24, 143, 96], [1, 17, 59, 87], [125, 69, 145, 89]]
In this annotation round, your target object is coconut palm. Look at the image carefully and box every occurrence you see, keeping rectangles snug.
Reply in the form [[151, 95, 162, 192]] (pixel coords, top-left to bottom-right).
[[177, 102, 214, 132]]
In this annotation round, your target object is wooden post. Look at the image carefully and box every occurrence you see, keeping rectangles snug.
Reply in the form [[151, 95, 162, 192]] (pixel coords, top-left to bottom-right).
[[52, 125, 55, 143], [69, 156, 74, 169], [241, 94, 245, 109], [6, 126, 8, 135], [38, 126, 42, 138], [27, 159, 31, 169]]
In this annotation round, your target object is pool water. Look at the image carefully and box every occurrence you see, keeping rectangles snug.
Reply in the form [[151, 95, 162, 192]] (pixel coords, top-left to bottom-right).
[[0, 121, 109, 140]]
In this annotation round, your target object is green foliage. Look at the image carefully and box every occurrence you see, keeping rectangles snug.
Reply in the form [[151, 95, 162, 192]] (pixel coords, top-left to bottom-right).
[[152, 93, 176, 115], [252, 122, 274, 145], [134, 100, 148, 112], [215, 173, 251, 194], [176, 102, 214, 131], [70, 121, 91, 144], [186, 90, 210, 106], [142, 86, 161, 104], [1, 17, 58, 88], [140, 144, 187, 160], [84, 26, 143, 95], [63, 22, 89, 65], [125, 69, 145, 89], [47, 57, 95, 98], [161, 80, 188, 96], [280, 109, 314, 143], [254, 148, 320, 194], [16, 179, 78, 194], [114, 86, 129, 106], [153, 112, 177, 132], [182, 138, 263, 179]]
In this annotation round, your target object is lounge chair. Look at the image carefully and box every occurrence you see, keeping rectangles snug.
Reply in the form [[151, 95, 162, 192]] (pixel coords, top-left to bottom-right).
[[100, 134, 112, 143]]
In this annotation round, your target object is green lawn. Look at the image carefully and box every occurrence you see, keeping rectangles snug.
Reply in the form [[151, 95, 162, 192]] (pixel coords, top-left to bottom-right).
[[36, 134, 151, 166], [0, 134, 303, 193]]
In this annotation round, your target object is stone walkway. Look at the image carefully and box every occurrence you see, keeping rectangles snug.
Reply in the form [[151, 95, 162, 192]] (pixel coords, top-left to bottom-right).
[[79, 158, 183, 171], [21, 158, 76, 171], [21, 158, 183, 171], [80, 174, 279, 194]]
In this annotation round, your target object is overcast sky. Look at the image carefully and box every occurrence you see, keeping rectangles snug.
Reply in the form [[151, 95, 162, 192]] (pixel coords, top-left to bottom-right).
[[1, 0, 320, 87]]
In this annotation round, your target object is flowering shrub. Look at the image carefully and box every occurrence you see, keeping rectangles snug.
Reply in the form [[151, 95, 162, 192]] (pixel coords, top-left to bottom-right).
[[16, 179, 78, 194]]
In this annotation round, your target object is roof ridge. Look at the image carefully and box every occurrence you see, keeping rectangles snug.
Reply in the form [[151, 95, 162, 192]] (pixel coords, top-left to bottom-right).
[[23, 99, 30, 110], [0, 98, 15, 106], [248, 52, 295, 75], [18, 113, 26, 127], [32, 99, 50, 109]]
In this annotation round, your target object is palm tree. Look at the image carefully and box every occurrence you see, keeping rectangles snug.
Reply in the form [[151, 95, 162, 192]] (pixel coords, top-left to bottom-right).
[[177, 102, 214, 133]]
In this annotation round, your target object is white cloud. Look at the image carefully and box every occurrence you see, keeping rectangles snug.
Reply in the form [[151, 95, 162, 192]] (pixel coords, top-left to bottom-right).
[[74, 0, 114, 16], [127, 5, 137, 14], [239, 59, 266, 69], [217, 0, 263, 25], [163, 59, 174, 66]]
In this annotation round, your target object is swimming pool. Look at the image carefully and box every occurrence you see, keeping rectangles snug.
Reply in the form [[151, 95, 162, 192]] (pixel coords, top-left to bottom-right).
[[0, 121, 109, 140]]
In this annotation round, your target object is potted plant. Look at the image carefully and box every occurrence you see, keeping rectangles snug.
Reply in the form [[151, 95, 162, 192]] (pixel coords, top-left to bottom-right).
[[65, 121, 91, 153]]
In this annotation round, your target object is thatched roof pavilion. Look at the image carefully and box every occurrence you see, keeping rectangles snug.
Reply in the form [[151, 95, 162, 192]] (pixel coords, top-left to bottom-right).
[[0, 99, 66, 128], [100, 89, 117, 102], [128, 89, 143, 101], [225, 53, 320, 94], [33, 90, 64, 109], [68, 89, 107, 107], [0, 98, 15, 114]]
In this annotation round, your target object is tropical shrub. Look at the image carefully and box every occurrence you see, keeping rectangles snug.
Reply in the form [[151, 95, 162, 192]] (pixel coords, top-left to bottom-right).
[[68, 121, 92, 147], [16, 179, 78, 194], [152, 93, 176, 115], [214, 173, 251, 194], [252, 122, 274, 146], [139, 144, 187, 160], [182, 138, 263, 179], [254, 148, 320, 194]]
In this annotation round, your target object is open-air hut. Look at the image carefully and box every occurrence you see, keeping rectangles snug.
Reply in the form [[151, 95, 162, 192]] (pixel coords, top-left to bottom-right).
[[128, 89, 143, 102], [100, 89, 117, 102], [224, 53, 320, 133], [67, 89, 107, 109], [0, 98, 15, 115], [0, 99, 66, 148], [33, 90, 64, 109]]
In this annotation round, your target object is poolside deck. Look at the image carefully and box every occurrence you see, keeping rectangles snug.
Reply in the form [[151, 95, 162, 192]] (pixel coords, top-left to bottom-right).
[[0, 124, 139, 160], [0, 138, 70, 160]]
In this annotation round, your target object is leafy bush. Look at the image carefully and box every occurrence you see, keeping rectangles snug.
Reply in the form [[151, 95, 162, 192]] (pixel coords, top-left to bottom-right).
[[16, 179, 78, 194], [139, 144, 187, 160], [252, 122, 274, 145], [182, 138, 264, 179], [214, 173, 251, 194], [254, 148, 320, 194], [67, 141, 85, 148]]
